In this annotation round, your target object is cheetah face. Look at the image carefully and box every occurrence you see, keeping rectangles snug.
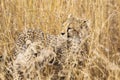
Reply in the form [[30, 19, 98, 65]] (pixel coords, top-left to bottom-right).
[[61, 16, 89, 40]]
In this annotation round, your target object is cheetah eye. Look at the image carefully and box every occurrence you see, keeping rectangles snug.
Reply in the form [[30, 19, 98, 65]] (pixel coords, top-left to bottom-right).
[[68, 27, 71, 29], [67, 27, 72, 32], [61, 33, 65, 35], [68, 27, 71, 30]]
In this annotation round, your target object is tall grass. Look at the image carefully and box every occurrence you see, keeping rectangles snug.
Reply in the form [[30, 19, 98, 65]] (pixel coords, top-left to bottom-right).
[[0, 0, 120, 80]]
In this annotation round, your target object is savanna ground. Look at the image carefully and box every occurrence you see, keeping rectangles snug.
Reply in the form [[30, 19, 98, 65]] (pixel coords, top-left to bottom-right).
[[0, 0, 120, 80]]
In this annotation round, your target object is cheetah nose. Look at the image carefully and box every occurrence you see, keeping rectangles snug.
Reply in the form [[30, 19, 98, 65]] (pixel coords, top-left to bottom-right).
[[61, 33, 65, 35]]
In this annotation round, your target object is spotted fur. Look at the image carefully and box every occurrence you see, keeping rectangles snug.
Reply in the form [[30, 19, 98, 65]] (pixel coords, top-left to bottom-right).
[[3, 16, 90, 80]]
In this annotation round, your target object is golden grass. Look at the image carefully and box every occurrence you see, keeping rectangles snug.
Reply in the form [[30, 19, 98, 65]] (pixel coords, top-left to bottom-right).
[[0, 0, 120, 80]]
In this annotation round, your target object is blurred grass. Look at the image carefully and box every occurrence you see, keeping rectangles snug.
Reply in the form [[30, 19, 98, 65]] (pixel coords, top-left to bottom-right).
[[0, 0, 120, 80]]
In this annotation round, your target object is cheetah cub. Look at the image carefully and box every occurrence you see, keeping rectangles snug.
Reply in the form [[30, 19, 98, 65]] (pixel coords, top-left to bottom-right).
[[11, 28, 67, 80], [61, 15, 90, 54], [56, 15, 90, 79]]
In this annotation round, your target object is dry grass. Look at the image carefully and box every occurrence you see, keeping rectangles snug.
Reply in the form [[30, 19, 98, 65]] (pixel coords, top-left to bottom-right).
[[0, 0, 120, 80]]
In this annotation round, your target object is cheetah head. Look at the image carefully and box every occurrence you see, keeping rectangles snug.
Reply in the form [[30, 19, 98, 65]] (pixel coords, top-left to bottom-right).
[[61, 15, 90, 39]]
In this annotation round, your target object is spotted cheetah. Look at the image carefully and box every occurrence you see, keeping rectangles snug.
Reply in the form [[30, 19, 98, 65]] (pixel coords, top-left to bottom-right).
[[4, 28, 66, 80], [57, 15, 90, 80], [3, 15, 90, 80], [61, 15, 90, 54], [15, 28, 45, 54], [13, 41, 56, 80]]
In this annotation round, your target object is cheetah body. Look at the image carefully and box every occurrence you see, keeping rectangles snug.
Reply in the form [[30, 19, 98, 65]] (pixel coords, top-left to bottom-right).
[[4, 16, 90, 80]]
